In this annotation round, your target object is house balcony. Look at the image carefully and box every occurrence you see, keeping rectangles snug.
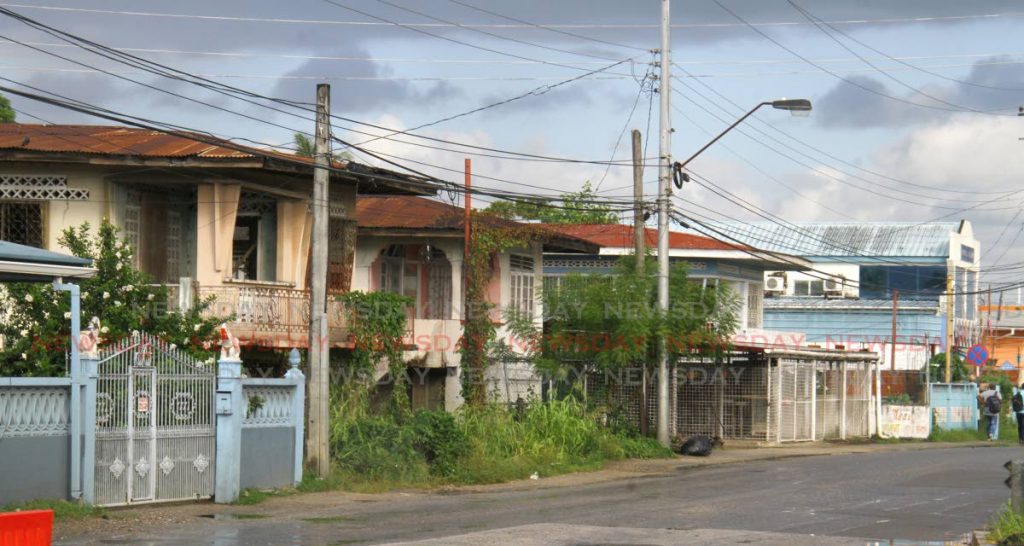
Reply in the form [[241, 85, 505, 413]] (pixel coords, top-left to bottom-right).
[[164, 280, 351, 349]]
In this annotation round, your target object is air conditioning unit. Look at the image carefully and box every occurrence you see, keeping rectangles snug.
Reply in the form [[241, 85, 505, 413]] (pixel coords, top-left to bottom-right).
[[824, 275, 846, 297], [765, 273, 786, 295]]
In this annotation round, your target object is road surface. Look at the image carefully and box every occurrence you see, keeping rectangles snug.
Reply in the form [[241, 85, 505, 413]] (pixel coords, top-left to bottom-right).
[[60, 445, 1017, 545]]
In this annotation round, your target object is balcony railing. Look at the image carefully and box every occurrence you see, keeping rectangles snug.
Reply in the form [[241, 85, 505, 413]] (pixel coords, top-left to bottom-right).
[[160, 280, 350, 347]]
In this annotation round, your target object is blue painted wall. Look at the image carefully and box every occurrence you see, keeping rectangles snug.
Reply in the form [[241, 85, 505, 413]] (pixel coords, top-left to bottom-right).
[[765, 309, 943, 344]]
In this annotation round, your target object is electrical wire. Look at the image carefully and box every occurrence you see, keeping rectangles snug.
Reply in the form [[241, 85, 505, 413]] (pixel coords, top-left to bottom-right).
[[707, 0, 1017, 117], [785, 0, 1024, 93]]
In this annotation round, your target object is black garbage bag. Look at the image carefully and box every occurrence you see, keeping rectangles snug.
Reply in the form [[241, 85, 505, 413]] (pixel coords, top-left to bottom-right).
[[679, 435, 714, 457]]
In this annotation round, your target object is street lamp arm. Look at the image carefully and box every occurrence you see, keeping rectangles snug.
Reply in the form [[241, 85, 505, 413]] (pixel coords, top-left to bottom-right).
[[675, 102, 771, 170]]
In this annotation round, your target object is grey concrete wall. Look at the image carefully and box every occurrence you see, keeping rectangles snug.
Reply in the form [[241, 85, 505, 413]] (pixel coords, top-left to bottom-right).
[[240, 427, 295, 490], [0, 434, 70, 504]]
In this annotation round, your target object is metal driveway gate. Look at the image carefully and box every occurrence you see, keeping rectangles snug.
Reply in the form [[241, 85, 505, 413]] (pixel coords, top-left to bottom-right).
[[93, 333, 215, 506]]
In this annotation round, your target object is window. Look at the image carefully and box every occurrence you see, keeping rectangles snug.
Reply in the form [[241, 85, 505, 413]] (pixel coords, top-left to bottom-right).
[[509, 255, 536, 318], [793, 280, 824, 297], [425, 249, 452, 320], [379, 245, 403, 294], [0, 202, 44, 248], [232, 193, 277, 281]]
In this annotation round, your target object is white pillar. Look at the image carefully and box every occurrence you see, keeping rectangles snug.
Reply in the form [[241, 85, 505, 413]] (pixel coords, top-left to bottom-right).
[[214, 356, 243, 503]]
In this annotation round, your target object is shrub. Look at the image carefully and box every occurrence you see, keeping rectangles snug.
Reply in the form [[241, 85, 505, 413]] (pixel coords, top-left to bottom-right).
[[410, 410, 469, 477], [990, 504, 1024, 546], [330, 417, 428, 482]]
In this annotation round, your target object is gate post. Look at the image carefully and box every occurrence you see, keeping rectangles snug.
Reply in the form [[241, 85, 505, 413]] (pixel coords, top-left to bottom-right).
[[286, 349, 305, 486], [214, 354, 244, 504], [81, 355, 99, 505]]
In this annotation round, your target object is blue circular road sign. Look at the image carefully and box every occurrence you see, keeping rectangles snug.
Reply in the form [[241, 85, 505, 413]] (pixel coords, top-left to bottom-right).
[[967, 344, 989, 367]]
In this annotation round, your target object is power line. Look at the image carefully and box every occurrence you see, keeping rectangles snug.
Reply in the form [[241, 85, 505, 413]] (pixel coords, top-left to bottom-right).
[[7, 39, 1023, 69], [675, 67, 1022, 196], [785, 0, 1024, 93], [444, 0, 648, 53], [4, 3, 1021, 29], [319, 0, 627, 72], [0, 7, 655, 168], [671, 77, 1022, 205], [783, 0, 1012, 114], [707, 0, 1018, 117]]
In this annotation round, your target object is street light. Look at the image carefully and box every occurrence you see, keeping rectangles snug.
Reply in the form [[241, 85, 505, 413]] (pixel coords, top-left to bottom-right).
[[674, 98, 813, 177]]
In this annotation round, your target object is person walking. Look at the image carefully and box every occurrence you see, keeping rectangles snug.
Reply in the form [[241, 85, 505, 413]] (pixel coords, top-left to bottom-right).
[[980, 383, 1002, 441], [1013, 384, 1024, 444]]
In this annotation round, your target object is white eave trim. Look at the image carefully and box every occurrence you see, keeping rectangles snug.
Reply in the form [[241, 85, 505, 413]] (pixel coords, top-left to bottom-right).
[[597, 247, 812, 269], [0, 259, 97, 279]]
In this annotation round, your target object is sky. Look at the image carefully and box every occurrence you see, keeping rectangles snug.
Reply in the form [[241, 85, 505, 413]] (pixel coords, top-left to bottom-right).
[[1, 0, 1023, 288]]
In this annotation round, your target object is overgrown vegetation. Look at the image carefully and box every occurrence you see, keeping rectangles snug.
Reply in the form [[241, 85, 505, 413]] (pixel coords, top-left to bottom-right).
[[0, 220, 225, 376], [990, 504, 1024, 546], [508, 258, 738, 399], [0, 499, 103, 520], [0, 92, 14, 123], [928, 352, 970, 383], [927, 414, 1018, 443], [325, 396, 672, 491], [339, 290, 414, 413]]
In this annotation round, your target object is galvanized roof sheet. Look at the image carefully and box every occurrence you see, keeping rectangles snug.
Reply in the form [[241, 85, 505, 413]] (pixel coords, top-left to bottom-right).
[[702, 221, 959, 258], [765, 296, 938, 311]]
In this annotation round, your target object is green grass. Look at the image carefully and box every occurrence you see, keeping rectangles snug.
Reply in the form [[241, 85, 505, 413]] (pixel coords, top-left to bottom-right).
[[0, 499, 103, 520], [990, 504, 1024, 545]]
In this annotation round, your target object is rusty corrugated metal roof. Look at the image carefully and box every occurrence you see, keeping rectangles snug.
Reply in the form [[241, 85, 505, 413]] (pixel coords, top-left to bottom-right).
[[357, 195, 464, 230], [0, 124, 262, 159], [356, 196, 599, 252], [538, 223, 745, 251]]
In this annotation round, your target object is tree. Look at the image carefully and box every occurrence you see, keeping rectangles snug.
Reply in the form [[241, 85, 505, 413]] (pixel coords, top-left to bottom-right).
[[484, 181, 617, 224], [293, 132, 353, 161], [507, 257, 739, 396], [0, 220, 226, 376], [0, 93, 15, 123]]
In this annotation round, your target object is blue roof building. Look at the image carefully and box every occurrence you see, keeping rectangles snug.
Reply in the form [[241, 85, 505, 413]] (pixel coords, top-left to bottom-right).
[[699, 221, 981, 369]]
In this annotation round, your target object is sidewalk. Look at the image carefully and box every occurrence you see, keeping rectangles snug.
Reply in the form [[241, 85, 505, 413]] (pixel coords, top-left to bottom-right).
[[53, 439, 1000, 542]]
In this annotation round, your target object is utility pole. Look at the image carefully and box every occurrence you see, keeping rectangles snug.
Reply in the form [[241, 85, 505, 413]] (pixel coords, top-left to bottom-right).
[[632, 129, 648, 436], [656, 0, 673, 448], [307, 83, 331, 478], [890, 289, 898, 371], [945, 259, 954, 383], [632, 129, 645, 273]]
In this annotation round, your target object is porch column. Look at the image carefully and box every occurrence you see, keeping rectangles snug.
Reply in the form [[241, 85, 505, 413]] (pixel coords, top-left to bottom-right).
[[447, 255, 464, 411], [214, 354, 244, 503]]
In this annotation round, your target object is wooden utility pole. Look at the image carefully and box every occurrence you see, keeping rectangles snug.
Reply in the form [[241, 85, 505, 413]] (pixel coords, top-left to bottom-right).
[[307, 83, 331, 478], [631, 129, 648, 436], [890, 290, 899, 371], [945, 260, 954, 383]]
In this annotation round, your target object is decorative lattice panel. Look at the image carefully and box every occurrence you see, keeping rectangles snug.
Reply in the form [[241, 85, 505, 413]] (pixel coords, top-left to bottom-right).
[[0, 175, 89, 200], [0, 386, 71, 437], [242, 385, 293, 428]]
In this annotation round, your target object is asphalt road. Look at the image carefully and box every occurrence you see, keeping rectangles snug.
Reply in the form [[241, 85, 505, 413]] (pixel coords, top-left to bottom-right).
[[63, 446, 1020, 545]]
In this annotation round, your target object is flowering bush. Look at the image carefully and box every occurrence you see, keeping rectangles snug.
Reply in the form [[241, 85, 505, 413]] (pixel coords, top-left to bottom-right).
[[0, 220, 226, 376]]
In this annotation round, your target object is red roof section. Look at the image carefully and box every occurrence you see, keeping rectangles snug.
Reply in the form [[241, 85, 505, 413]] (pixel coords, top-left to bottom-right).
[[0, 124, 267, 159], [357, 195, 465, 230], [538, 224, 743, 251]]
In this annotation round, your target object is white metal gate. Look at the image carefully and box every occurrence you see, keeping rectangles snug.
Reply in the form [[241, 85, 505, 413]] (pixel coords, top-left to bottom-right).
[[777, 359, 814, 442], [93, 333, 215, 506]]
